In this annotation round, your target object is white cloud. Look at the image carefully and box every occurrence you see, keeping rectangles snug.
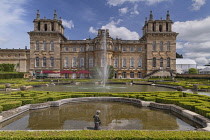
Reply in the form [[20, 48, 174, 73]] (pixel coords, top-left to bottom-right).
[[89, 27, 98, 34], [62, 19, 74, 29], [173, 17, 210, 42], [119, 7, 128, 14], [89, 19, 139, 40], [107, 0, 171, 6], [173, 16, 210, 65], [191, 0, 206, 11], [0, 0, 29, 49], [130, 4, 139, 15]]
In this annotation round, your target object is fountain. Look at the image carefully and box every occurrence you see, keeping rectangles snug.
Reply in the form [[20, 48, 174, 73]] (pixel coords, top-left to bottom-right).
[[95, 29, 110, 87]]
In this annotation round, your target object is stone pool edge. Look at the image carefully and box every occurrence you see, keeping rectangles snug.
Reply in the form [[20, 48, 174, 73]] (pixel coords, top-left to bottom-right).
[[0, 97, 210, 131]]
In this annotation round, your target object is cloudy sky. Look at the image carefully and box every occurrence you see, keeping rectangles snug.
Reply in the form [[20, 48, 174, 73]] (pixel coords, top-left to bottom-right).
[[0, 0, 210, 66]]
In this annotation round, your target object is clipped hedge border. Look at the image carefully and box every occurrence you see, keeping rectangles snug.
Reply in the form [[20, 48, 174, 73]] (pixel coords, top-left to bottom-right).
[[0, 130, 210, 140]]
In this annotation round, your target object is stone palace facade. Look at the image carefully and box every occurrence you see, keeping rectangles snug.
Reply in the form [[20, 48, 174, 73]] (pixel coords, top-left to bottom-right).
[[0, 10, 178, 79]]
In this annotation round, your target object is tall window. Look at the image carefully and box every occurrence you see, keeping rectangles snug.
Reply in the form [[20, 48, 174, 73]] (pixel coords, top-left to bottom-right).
[[72, 57, 77, 67], [167, 41, 170, 51], [130, 72, 134, 78], [122, 72, 126, 78], [80, 58, 84, 67], [153, 57, 156, 67], [44, 24, 47, 31], [50, 57, 54, 67], [137, 72, 142, 78], [65, 46, 68, 51], [122, 57, 126, 68], [130, 46, 134, 52], [80, 46, 84, 52], [122, 46, 126, 52], [114, 46, 118, 51], [43, 41, 46, 51], [152, 41, 156, 51], [35, 57, 39, 67], [114, 57, 118, 68], [43, 57, 46, 67], [73, 47, 76, 52], [64, 57, 68, 68], [50, 41, 54, 51], [160, 41, 163, 51], [167, 57, 170, 67], [89, 58, 93, 67], [138, 58, 142, 67], [130, 58, 134, 68], [137, 47, 142, 52], [159, 25, 162, 32], [89, 46, 93, 51], [160, 57, 163, 68], [36, 41, 39, 51]]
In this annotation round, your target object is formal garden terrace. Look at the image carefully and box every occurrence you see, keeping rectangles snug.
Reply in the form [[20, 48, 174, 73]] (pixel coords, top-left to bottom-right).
[[1, 78, 210, 139]]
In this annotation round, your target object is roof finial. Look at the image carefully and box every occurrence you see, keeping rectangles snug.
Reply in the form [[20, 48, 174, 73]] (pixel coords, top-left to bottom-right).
[[36, 10, 40, 19], [149, 11, 153, 20], [166, 10, 170, 20], [145, 17, 147, 24], [54, 10, 57, 20]]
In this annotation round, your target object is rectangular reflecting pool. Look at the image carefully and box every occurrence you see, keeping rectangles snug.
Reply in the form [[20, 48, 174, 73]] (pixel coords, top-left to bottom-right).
[[0, 102, 202, 130]]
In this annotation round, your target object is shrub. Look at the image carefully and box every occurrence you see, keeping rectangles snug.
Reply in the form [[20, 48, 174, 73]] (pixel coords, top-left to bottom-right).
[[0, 101, 22, 111], [0, 105, 3, 113]]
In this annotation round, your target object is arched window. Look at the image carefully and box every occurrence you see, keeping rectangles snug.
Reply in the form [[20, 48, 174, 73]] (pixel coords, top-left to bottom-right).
[[122, 57, 126, 68], [50, 41, 54, 51], [130, 72, 134, 78], [167, 57, 170, 67], [36, 41, 39, 51], [167, 41, 170, 51], [114, 57, 118, 68], [153, 57, 156, 67], [35, 57, 39, 67], [64, 57, 68, 68], [138, 58, 142, 67], [130, 58, 134, 68], [152, 41, 156, 51], [50, 57, 54, 67], [43, 57, 46, 67], [43, 41, 46, 51], [160, 41, 163, 51], [160, 57, 163, 68], [72, 57, 77, 67]]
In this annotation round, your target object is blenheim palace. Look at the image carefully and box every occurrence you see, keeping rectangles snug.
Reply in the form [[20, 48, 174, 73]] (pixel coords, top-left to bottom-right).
[[0, 10, 178, 79]]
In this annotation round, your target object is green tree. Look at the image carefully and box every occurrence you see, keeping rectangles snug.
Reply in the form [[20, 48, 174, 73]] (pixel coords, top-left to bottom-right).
[[176, 52, 183, 58], [0, 63, 15, 72], [188, 68, 198, 74]]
